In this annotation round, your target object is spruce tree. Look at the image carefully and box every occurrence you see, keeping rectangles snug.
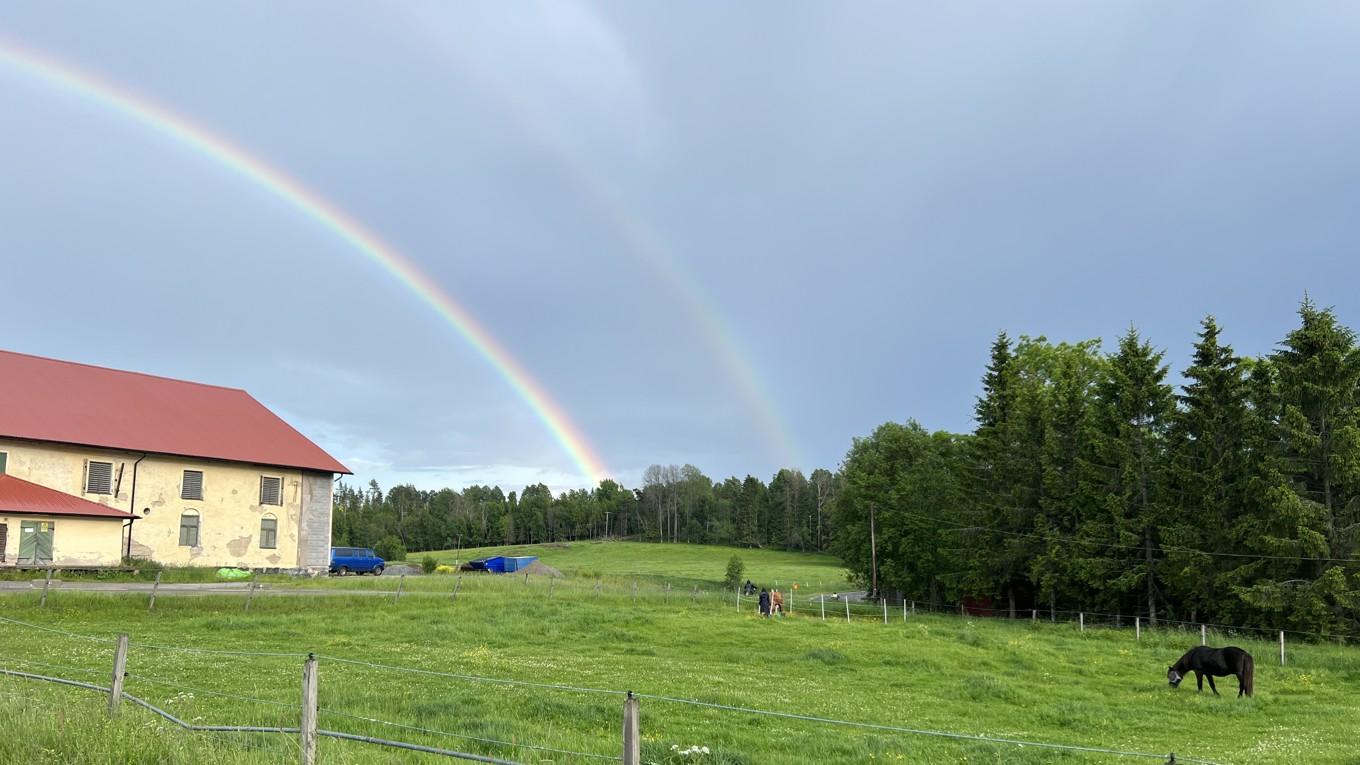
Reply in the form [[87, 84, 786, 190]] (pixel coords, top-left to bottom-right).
[[1089, 328, 1174, 623]]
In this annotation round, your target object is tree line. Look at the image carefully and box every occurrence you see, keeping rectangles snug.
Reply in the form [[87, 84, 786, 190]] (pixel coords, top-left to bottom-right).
[[834, 299, 1360, 636], [331, 465, 842, 563]]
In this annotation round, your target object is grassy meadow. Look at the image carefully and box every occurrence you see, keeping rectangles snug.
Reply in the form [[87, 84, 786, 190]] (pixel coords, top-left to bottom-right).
[[413, 540, 848, 591], [0, 543, 1356, 764]]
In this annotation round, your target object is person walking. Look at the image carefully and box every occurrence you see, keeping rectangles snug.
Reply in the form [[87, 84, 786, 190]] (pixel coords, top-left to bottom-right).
[[758, 588, 771, 618]]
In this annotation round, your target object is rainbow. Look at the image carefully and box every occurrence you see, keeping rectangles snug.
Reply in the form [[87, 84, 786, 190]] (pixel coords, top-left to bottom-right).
[[426, 33, 804, 470], [0, 36, 610, 485]]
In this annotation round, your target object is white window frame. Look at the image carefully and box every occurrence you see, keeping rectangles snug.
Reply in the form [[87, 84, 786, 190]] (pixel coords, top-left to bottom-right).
[[260, 513, 278, 550], [179, 509, 201, 547]]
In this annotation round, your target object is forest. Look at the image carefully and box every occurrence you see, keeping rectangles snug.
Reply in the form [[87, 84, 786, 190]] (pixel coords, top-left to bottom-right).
[[334, 298, 1360, 636], [834, 299, 1360, 636]]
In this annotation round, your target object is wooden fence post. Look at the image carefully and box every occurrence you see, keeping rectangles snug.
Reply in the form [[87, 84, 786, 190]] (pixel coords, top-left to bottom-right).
[[911, 601, 916, 616], [394, 574, 405, 605], [244, 579, 258, 612], [665, 582, 670, 603], [1031, 609, 1036, 623], [549, 578, 557, 599], [451, 574, 463, 603], [300, 654, 318, 765], [1200, 624, 1206, 646], [108, 633, 128, 717], [621, 691, 640, 765], [148, 571, 161, 613], [735, 588, 740, 612], [1280, 631, 1286, 666], [692, 586, 698, 603], [39, 567, 54, 608], [960, 602, 965, 618], [632, 580, 638, 604]]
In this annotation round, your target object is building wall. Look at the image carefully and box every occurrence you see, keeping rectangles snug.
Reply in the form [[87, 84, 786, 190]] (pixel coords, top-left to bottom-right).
[[0, 437, 332, 571], [0, 514, 125, 567]]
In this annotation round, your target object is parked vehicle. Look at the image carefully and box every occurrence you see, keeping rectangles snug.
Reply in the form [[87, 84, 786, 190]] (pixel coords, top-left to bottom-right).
[[330, 547, 385, 576]]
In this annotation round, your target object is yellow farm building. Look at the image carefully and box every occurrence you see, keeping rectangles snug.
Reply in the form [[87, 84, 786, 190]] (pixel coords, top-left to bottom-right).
[[0, 350, 350, 572]]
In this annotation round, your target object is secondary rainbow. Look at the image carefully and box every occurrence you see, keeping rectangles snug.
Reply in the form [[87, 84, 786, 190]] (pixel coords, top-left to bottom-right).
[[0, 36, 609, 484], [419, 30, 805, 470]]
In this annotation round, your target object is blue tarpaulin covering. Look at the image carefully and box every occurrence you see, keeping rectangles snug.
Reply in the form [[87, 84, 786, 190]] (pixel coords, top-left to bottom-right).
[[484, 556, 537, 573]]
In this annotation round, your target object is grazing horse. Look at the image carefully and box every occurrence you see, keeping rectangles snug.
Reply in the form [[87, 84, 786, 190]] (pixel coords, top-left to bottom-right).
[[1168, 646, 1254, 697]]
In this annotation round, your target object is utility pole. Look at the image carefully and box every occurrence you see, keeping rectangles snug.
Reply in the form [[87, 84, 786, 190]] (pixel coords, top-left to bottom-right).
[[869, 503, 879, 600]]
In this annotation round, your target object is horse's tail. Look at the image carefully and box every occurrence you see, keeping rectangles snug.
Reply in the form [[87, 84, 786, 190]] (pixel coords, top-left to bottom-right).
[[1243, 652, 1255, 697]]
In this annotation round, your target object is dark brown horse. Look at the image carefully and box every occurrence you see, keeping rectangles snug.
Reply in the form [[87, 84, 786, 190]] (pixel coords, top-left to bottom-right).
[[1167, 646, 1254, 697]]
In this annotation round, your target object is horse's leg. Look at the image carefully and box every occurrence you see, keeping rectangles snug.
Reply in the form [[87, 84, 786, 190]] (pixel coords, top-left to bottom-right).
[[1207, 675, 1219, 696], [1237, 674, 1244, 698], [1195, 671, 1203, 692]]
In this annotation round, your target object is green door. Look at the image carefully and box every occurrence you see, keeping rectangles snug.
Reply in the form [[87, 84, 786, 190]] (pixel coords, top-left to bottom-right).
[[18, 521, 54, 565]]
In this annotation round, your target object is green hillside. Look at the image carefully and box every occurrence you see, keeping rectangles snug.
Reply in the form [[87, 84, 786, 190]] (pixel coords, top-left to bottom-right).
[[0, 544, 1355, 764], [414, 540, 848, 590]]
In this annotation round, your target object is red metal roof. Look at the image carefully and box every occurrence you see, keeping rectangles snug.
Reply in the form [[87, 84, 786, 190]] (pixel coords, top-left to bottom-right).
[[0, 350, 350, 474], [0, 474, 137, 519]]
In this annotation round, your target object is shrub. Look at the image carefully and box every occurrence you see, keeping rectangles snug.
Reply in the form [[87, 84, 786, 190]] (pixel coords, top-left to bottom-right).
[[723, 555, 744, 591], [434, 564, 457, 575], [421, 556, 439, 574], [374, 536, 406, 563]]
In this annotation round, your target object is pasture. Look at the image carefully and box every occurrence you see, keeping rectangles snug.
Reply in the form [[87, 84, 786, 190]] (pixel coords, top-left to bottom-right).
[[0, 544, 1356, 764]]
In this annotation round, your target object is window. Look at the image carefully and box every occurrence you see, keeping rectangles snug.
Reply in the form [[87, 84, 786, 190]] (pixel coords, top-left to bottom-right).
[[181, 470, 204, 501], [0, 451, 7, 474], [260, 514, 278, 549], [179, 510, 200, 547], [0, 523, 7, 562], [85, 460, 114, 495], [260, 476, 282, 506]]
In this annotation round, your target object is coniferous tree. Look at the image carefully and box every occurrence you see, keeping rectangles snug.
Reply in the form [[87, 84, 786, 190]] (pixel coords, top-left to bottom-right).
[[1088, 328, 1174, 623]]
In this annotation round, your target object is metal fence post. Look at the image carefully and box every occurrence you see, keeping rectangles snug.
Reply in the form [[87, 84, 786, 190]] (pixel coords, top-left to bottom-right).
[[1200, 624, 1206, 646], [845, 598, 850, 624], [621, 691, 640, 765], [1079, 612, 1085, 632], [882, 598, 888, 625], [820, 596, 826, 621], [40, 567, 53, 608], [394, 574, 405, 605], [148, 571, 161, 613], [1136, 617, 1141, 642], [1031, 609, 1036, 623], [632, 580, 638, 604], [451, 574, 463, 603], [300, 654, 318, 765], [903, 600, 908, 623], [108, 633, 128, 717], [245, 579, 258, 612], [1280, 631, 1286, 666], [665, 582, 670, 603]]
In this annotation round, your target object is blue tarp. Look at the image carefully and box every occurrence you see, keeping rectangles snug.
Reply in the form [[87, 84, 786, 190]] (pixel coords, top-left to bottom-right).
[[484, 555, 537, 573]]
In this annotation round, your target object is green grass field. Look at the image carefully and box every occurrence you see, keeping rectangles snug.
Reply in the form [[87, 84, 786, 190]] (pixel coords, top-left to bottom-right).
[[0, 543, 1356, 764], [413, 540, 849, 591]]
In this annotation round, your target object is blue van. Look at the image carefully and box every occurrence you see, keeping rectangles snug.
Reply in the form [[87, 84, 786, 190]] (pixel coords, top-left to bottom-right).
[[329, 547, 385, 576]]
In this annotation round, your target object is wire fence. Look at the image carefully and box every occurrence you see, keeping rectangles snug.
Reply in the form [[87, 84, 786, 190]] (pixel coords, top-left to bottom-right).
[[0, 609, 1234, 765]]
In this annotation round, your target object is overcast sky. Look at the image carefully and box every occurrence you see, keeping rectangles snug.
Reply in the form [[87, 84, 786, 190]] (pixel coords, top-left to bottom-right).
[[3, 2, 1359, 492]]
